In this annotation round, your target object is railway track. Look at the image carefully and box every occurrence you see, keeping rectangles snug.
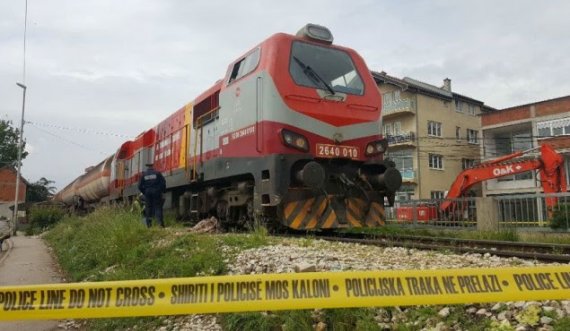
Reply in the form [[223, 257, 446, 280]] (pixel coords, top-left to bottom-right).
[[300, 232, 570, 263]]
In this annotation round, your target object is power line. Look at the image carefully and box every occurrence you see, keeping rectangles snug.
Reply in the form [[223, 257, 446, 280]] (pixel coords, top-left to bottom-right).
[[28, 123, 109, 156], [26, 121, 134, 139]]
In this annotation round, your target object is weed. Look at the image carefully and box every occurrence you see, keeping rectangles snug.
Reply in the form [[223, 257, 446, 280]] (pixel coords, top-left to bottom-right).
[[405, 306, 437, 325], [459, 230, 519, 242], [26, 205, 66, 235], [554, 317, 570, 331], [550, 204, 570, 230], [45, 206, 230, 330], [324, 308, 380, 331], [219, 232, 273, 251], [298, 237, 315, 248], [251, 220, 269, 241], [221, 312, 282, 331], [221, 310, 315, 331], [495, 229, 520, 242], [279, 310, 313, 330], [543, 309, 559, 320], [445, 305, 491, 331]]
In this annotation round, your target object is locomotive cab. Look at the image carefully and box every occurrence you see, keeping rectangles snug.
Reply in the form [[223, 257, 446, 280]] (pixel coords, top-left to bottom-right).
[[230, 23, 403, 229]]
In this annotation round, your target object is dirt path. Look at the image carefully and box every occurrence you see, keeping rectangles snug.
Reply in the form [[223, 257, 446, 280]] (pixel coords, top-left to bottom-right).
[[0, 235, 66, 331]]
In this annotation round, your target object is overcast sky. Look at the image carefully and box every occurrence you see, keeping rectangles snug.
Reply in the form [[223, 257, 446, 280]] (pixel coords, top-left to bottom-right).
[[1, 0, 569, 190]]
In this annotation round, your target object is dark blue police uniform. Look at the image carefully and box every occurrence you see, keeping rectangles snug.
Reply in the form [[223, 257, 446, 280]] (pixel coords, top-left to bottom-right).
[[138, 164, 166, 228]]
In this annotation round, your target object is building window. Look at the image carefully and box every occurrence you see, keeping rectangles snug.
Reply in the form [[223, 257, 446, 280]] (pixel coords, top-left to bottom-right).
[[382, 90, 401, 105], [537, 118, 570, 137], [455, 100, 463, 112], [456, 127, 461, 141], [431, 191, 445, 200], [493, 131, 532, 157], [468, 104, 476, 115], [462, 158, 476, 170], [383, 92, 393, 104], [429, 153, 443, 169], [495, 132, 533, 181], [393, 121, 401, 135], [384, 123, 393, 136], [428, 121, 442, 137], [498, 172, 533, 182], [467, 129, 478, 144], [387, 150, 414, 179]]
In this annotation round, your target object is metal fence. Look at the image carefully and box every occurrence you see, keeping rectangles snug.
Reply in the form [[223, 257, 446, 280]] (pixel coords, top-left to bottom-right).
[[494, 192, 570, 230], [385, 197, 477, 228], [385, 193, 570, 231]]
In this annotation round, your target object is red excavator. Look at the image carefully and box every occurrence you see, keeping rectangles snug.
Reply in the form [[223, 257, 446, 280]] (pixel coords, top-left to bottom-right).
[[441, 143, 567, 213]]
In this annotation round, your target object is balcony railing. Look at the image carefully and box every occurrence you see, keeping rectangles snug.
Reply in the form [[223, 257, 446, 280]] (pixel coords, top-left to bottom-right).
[[383, 98, 416, 115], [387, 132, 416, 146]]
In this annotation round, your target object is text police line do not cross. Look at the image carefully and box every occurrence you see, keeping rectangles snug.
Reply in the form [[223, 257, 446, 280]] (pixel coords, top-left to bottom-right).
[[0, 266, 569, 321]]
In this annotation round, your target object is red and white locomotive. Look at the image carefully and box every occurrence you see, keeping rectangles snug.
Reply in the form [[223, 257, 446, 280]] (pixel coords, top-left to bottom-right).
[[54, 24, 402, 230]]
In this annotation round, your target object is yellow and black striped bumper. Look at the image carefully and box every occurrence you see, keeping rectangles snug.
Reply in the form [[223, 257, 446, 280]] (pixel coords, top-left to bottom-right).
[[281, 193, 385, 230]]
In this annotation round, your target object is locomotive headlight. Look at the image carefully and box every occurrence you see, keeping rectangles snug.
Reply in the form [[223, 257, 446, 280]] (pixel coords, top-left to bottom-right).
[[281, 129, 309, 152], [365, 139, 388, 156], [295, 137, 307, 149]]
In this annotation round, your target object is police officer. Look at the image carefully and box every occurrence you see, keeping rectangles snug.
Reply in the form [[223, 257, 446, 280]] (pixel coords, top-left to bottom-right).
[[138, 163, 166, 228]]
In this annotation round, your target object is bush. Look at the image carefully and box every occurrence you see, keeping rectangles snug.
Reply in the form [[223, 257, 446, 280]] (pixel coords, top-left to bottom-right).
[[550, 204, 570, 230], [28, 205, 66, 233]]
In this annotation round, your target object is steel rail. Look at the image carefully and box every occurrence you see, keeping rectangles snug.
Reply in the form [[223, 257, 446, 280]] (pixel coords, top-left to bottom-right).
[[282, 232, 570, 263]]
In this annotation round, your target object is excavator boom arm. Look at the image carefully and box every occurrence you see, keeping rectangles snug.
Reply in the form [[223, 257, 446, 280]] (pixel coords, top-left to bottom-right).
[[440, 144, 566, 211]]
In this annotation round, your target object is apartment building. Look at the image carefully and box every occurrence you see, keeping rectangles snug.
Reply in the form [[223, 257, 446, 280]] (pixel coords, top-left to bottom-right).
[[373, 72, 484, 200], [481, 95, 570, 197]]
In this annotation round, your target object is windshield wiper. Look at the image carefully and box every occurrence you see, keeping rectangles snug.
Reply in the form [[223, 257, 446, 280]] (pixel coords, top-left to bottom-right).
[[293, 56, 335, 95]]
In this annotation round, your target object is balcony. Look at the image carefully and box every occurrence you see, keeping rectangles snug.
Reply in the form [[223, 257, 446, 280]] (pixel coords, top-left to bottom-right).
[[387, 132, 416, 147], [383, 98, 416, 117], [400, 168, 417, 183]]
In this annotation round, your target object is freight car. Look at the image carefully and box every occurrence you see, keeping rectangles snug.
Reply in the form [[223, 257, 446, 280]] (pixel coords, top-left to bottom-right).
[[54, 24, 402, 230]]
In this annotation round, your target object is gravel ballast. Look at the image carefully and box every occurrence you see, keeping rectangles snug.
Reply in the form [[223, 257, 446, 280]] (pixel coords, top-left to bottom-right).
[[157, 237, 569, 331]]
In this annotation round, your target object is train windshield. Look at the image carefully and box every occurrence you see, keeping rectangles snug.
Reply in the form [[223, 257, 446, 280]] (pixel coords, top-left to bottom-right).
[[289, 41, 364, 95]]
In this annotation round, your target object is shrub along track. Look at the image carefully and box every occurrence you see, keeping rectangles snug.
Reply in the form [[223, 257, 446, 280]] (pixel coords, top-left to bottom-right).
[[283, 232, 570, 263]]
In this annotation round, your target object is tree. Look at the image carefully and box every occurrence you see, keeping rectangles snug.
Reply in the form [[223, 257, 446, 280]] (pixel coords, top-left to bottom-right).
[[26, 177, 57, 203], [0, 119, 28, 167]]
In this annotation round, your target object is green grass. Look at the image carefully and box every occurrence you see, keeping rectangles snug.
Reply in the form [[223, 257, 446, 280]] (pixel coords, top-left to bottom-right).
[[455, 229, 520, 242], [554, 317, 570, 331], [26, 205, 66, 235], [221, 308, 380, 331], [44, 206, 272, 330], [325, 308, 380, 331], [44, 207, 568, 330], [221, 312, 285, 331], [346, 225, 570, 244]]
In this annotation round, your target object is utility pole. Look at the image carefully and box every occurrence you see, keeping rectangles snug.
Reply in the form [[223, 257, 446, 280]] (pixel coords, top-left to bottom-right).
[[12, 83, 27, 235], [12, 0, 29, 235]]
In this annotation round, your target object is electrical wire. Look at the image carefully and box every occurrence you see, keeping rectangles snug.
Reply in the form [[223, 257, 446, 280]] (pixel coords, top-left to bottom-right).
[[27, 123, 109, 156], [26, 120, 134, 139]]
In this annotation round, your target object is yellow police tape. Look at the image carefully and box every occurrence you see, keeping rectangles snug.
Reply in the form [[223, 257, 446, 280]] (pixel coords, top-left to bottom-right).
[[1, 266, 569, 320]]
